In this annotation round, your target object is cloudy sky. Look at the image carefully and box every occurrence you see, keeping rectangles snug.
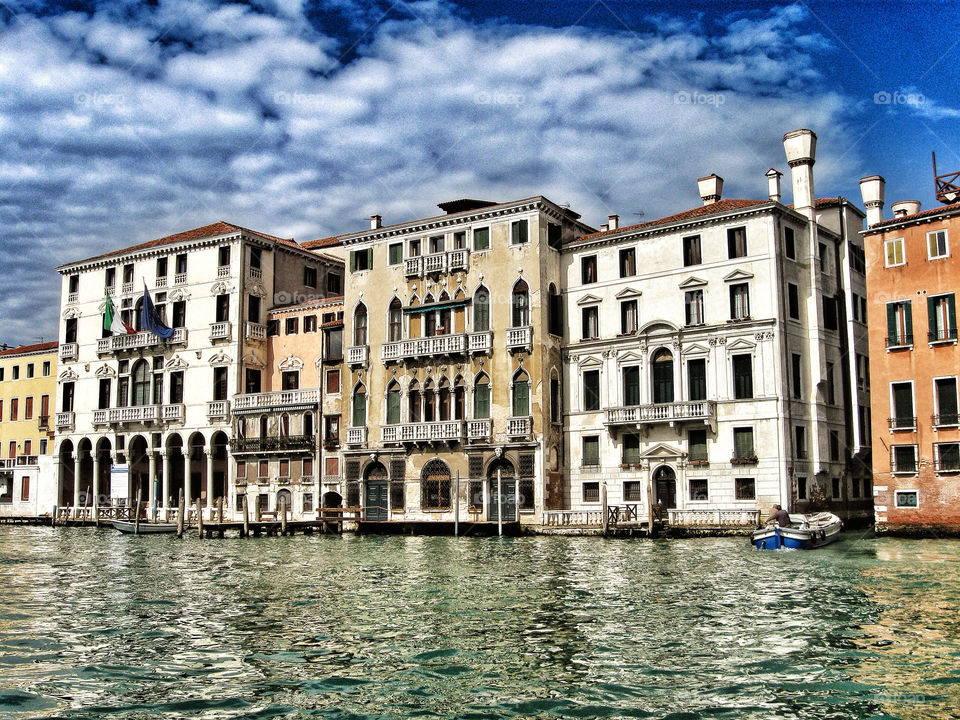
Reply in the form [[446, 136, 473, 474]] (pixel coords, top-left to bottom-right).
[[1, 0, 958, 346]]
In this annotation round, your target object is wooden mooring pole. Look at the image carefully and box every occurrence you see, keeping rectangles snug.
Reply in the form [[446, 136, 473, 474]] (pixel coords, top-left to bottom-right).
[[196, 499, 204, 538], [497, 468, 503, 537], [454, 471, 460, 537], [133, 481, 141, 536], [176, 489, 184, 538], [280, 495, 287, 535], [242, 494, 249, 538]]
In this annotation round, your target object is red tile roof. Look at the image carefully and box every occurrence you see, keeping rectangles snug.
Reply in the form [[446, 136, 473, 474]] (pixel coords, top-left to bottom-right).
[[75, 222, 298, 264], [302, 235, 344, 249], [0, 341, 58, 357], [868, 202, 960, 230], [571, 199, 769, 245]]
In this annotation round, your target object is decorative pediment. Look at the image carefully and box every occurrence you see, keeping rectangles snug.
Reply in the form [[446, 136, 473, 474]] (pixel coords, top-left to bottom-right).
[[678, 276, 708, 289], [723, 269, 754, 282], [615, 287, 642, 300], [577, 355, 602, 369], [725, 337, 756, 352], [94, 364, 116, 378], [59, 368, 79, 383], [165, 355, 189, 371], [576, 294, 602, 306], [681, 343, 710, 357], [278, 355, 304, 371], [210, 281, 234, 295], [62, 307, 81, 320], [616, 351, 644, 365], [639, 442, 684, 459], [208, 351, 233, 366]]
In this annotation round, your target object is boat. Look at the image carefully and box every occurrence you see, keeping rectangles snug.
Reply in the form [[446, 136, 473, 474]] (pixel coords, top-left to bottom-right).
[[111, 519, 178, 535], [752, 512, 842, 550]]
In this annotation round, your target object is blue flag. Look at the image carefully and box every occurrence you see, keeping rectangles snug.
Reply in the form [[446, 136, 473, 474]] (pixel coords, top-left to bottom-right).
[[141, 281, 175, 339]]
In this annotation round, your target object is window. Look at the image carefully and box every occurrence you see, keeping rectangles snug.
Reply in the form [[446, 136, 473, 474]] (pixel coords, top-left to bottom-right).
[[352, 386, 366, 427], [683, 235, 701, 266], [581, 307, 599, 340], [353, 304, 368, 346], [304, 315, 317, 333], [408, 239, 421, 257], [547, 223, 562, 250], [823, 296, 838, 330], [936, 443, 960, 472], [472, 287, 490, 332], [216, 246, 230, 268], [729, 283, 750, 320], [175, 253, 187, 276], [388, 243, 403, 265], [244, 368, 261, 395], [386, 383, 401, 425], [791, 353, 802, 399], [428, 235, 445, 254], [168, 372, 183, 404], [285, 317, 299, 335], [349, 248, 373, 272], [687, 359, 706, 401], [884, 238, 905, 267], [927, 229, 949, 259], [0, 399, 4, 421], [689, 479, 708, 501], [9, 398, 17, 421], [511, 281, 529, 327], [582, 481, 600, 503], [624, 481, 643, 501], [511, 219, 528, 245], [324, 416, 340, 442], [132, 360, 150, 406], [304, 266, 317, 288], [257, 460, 268, 478], [266, 320, 280, 337], [619, 248, 636, 277], [513, 374, 530, 416], [453, 231, 466, 249], [64, 318, 77, 344], [62, 382, 74, 412], [819, 242, 829, 274], [784, 226, 796, 259], [172, 300, 186, 327], [24, 396, 32, 420], [795, 426, 807, 459], [685, 290, 704, 326], [583, 370, 600, 411], [473, 227, 490, 251], [581, 255, 597, 284], [20, 477, 29, 501], [550, 376, 561, 423], [68, 274, 79, 294], [473, 375, 490, 419], [688, 429, 707, 462], [732, 354, 753, 400], [727, 227, 747, 258], [735, 478, 756, 500], [831, 477, 841, 499], [935, 377, 958, 426], [891, 445, 917, 474], [213, 366, 228, 401], [797, 476, 807, 500], [623, 366, 640, 406], [886, 300, 912, 347], [787, 283, 800, 320], [620, 300, 638, 335], [123, 263, 134, 285], [928, 294, 957, 342], [278, 459, 290, 478], [327, 273, 342, 295], [325, 327, 343, 361], [895, 490, 919, 507], [421, 460, 451, 510], [733, 427, 755, 460], [281, 371, 299, 391], [387, 298, 403, 342], [247, 295, 261, 325], [105, 267, 116, 287], [890, 381, 915, 429], [547, 285, 563, 336], [652, 350, 674, 403], [582, 436, 600, 467], [622, 433, 640, 464], [829, 430, 840, 461]]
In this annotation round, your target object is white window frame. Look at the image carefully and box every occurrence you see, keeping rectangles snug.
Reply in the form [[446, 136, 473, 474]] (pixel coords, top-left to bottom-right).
[[927, 229, 949, 260], [935, 442, 960, 473], [933, 375, 959, 427], [687, 478, 709, 503], [884, 237, 905, 267], [894, 489, 919, 508], [889, 379, 916, 430], [891, 445, 918, 475]]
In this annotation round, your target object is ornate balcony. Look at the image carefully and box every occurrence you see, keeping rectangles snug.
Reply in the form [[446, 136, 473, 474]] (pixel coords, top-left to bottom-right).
[[217, 265, 230, 278], [506, 325, 533, 352], [59, 343, 78, 361], [121, 281, 134, 294], [97, 328, 187, 354], [173, 273, 187, 285], [404, 250, 470, 277], [466, 419, 492, 441], [605, 401, 716, 427], [423, 252, 446, 274], [381, 333, 466, 362], [245, 322, 266, 341], [404, 257, 423, 277], [67, 292, 79, 303], [382, 421, 463, 444], [248, 266, 263, 281], [447, 249, 469, 271], [207, 401, 230, 420], [155, 276, 167, 288], [232, 388, 319, 412], [232, 435, 315, 453], [55, 412, 75, 430], [346, 427, 367, 446], [347, 345, 368, 366], [91, 405, 184, 425], [210, 321, 232, 341], [468, 331, 492, 354], [507, 416, 532, 438]]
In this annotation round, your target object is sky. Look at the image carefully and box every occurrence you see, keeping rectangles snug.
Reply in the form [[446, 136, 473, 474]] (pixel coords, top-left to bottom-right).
[[1, 0, 958, 346]]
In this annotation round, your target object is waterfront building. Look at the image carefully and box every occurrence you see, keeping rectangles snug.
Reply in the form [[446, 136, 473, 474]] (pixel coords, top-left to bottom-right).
[[54, 222, 344, 518], [319, 200, 593, 525], [561, 130, 873, 525], [860, 170, 960, 534], [0, 342, 58, 517]]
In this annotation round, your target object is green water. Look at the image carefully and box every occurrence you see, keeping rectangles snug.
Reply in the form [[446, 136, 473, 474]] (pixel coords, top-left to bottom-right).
[[0, 528, 958, 720]]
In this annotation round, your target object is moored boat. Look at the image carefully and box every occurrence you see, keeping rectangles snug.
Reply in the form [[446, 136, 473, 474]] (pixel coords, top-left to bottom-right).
[[752, 512, 842, 550], [111, 519, 178, 535]]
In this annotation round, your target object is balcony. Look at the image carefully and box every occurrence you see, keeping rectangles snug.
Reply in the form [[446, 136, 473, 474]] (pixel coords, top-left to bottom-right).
[[55, 412, 75, 430], [155, 276, 167, 288], [507, 416, 532, 438], [423, 252, 447, 274], [210, 321, 232, 341], [404, 257, 423, 277], [933, 413, 960, 428], [888, 416, 917, 432], [217, 265, 230, 278], [37, 415, 50, 431], [346, 427, 367, 445], [97, 328, 187, 354], [121, 281, 134, 294], [886, 334, 913, 350], [91, 405, 183, 425], [248, 266, 263, 281], [929, 328, 959, 344], [59, 343, 78, 361], [207, 401, 230, 420], [382, 421, 464, 444], [506, 325, 533, 352], [232, 435, 315, 453], [67, 292, 79, 303], [347, 345, 368, 366], [403, 250, 470, 277], [381, 334, 466, 362], [245, 322, 266, 341], [605, 401, 716, 427], [173, 273, 187, 285], [447, 248, 469, 271], [468, 331, 492, 354], [466, 419, 492, 441], [162, 404, 185, 422], [232, 388, 319, 412]]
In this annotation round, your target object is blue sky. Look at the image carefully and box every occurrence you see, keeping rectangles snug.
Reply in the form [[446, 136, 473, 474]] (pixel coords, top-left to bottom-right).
[[1, 0, 958, 346]]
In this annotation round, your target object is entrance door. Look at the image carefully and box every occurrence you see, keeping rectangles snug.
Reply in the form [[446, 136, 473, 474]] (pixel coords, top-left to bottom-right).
[[489, 480, 517, 522], [654, 466, 677, 509], [365, 482, 388, 521]]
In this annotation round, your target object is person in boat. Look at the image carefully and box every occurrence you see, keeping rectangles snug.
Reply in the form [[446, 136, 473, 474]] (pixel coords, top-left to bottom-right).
[[767, 505, 791, 527]]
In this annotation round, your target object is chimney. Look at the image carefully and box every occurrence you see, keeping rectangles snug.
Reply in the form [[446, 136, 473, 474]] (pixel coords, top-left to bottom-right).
[[765, 168, 783, 203], [891, 200, 921, 218], [697, 174, 723, 205], [370, 215, 382, 230], [858, 175, 886, 227], [783, 129, 817, 220], [599, 223, 608, 232], [607, 214, 619, 230]]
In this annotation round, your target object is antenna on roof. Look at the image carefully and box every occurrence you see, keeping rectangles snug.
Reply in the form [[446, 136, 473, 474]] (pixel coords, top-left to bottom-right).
[[933, 150, 960, 205], [632, 210, 645, 217]]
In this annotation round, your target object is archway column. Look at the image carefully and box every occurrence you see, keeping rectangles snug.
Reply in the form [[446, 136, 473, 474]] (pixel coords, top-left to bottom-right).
[[162, 451, 171, 511], [92, 452, 100, 518], [72, 452, 81, 509], [205, 448, 214, 510]]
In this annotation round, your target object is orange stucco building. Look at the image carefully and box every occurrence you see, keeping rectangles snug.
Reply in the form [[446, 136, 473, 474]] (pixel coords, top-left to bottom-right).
[[861, 175, 960, 534]]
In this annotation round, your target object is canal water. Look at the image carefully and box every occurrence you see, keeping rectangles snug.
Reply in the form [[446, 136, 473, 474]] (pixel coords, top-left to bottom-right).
[[0, 528, 957, 720]]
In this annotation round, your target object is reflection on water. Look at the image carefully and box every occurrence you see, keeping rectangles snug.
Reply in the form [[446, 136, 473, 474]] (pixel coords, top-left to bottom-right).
[[0, 528, 957, 719]]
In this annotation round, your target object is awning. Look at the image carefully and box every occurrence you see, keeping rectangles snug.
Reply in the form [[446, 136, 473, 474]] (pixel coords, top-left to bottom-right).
[[404, 300, 468, 314]]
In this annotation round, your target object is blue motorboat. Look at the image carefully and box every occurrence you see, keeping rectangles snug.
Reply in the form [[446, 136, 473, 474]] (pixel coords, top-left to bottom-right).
[[752, 512, 842, 550]]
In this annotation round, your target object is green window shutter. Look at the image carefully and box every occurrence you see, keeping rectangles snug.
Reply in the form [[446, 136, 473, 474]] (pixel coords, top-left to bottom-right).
[[904, 301, 913, 340], [365, 248, 373, 269], [474, 385, 490, 419], [623, 367, 640, 406], [475, 292, 489, 331], [349, 251, 357, 273], [949, 294, 957, 336], [513, 380, 529, 416], [886, 303, 897, 343], [353, 392, 366, 427], [387, 390, 400, 425], [928, 296, 937, 338]]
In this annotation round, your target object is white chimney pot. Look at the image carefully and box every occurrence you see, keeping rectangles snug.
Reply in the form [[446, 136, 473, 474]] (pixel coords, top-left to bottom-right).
[[859, 175, 886, 227], [765, 168, 783, 203], [697, 174, 724, 205]]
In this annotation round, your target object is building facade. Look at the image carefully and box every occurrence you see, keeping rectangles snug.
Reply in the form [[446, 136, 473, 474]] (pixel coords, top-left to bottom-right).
[[561, 130, 873, 525], [860, 173, 960, 534], [0, 342, 58, 516], [54, 222, 343, 518]]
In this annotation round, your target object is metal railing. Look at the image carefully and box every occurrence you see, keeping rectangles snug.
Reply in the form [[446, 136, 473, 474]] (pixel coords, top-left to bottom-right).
[[886, 333, 913, 349], [933, 413, 960, 427], [232, 435, 315, 452], [888, 416, 917, 431]]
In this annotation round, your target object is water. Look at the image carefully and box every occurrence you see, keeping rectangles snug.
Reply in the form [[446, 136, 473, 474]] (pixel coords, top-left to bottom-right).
[[1, 528, 958, 720]]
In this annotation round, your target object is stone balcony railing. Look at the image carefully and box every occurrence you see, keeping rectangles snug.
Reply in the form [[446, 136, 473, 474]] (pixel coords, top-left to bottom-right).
[[209, 321, 232, 341], [505, 325, 533, 352], [248, 266, 263, 281], [67, 292, 79, 303], [466, 419, 492, 441], [97, 328, 187, 354], [382, 421, 463, 444], [232, 388, 319, 412], [92, 404, 185, 425], [155, 276, 167, 288], [217, 265, 230, 278], [382, 333, 466, 362], [55, 411, 75, 430], [173, 273, 187, 285], [207, 401, 230, 420], [403, 249, 470, 277], [59, 343, 78, 361], [507, 416, 532, 437], [346, 427, 367, 445], [605, 401, 716, 427], [245, 322, 266, 341], [347, 345, 369, 365], [121, 281, 134, 294]]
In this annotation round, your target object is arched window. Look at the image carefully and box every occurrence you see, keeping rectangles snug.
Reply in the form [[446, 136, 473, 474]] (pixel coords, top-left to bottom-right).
[[473, 286, 490, 332], [454, 376, 465, 420], [512, 370, 530, 417], [652, 349, 674, 404], [280, 413, 290, 437], [132, 360, 150, 406], [438, 378, 451, 421], [386, 381, 401, 425], [259, 415, 268, 438], [354, 303, 368, 346], [134, 297, 144, 331], [550, 369, 561, 423], [303, 411, 314, 437], [237, 418, 246, 439], [408, 380, 422, 422], [423, 379, 436, 422], [388, 298, 403, 342], [473, 373, 490, 419], [352, 383, 366, 427], [421, 458, 451, 510], [511, 280, 529, 327], [547, 283, 563, 336]]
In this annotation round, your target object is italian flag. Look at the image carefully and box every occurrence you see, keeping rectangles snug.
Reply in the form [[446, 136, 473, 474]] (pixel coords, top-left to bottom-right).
[[104, 289, 134, 335]]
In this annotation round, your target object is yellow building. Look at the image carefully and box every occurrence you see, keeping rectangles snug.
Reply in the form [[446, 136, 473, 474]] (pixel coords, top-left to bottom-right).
[[0, 342, 57, 515]]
